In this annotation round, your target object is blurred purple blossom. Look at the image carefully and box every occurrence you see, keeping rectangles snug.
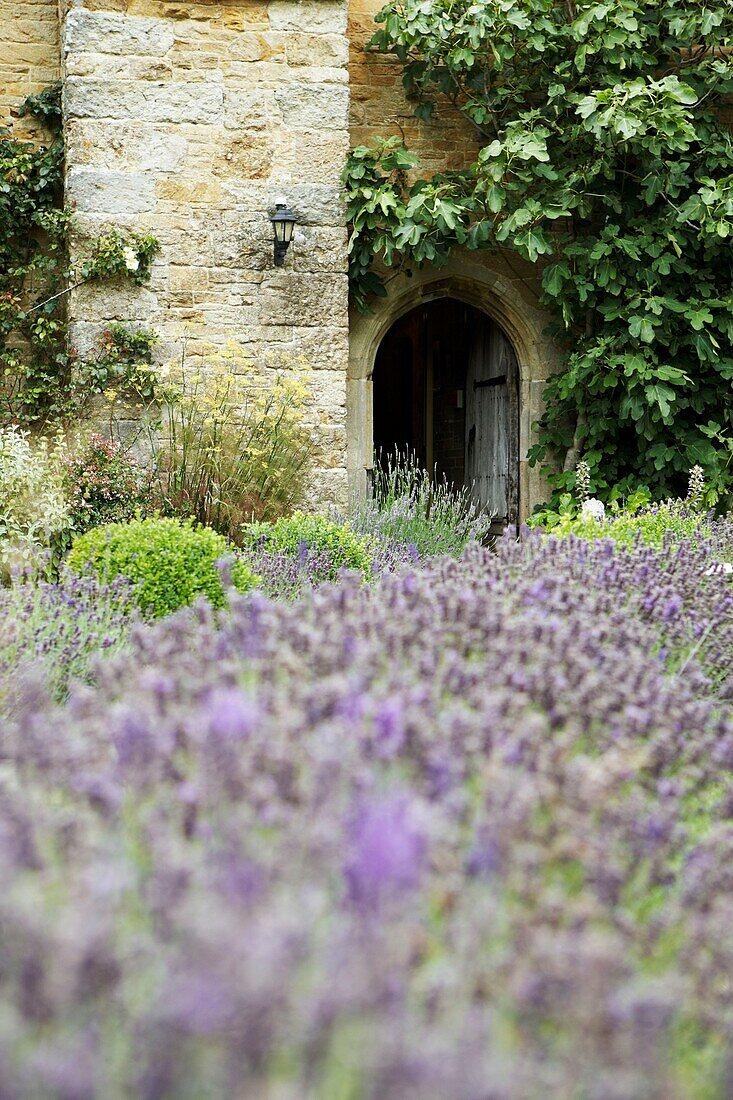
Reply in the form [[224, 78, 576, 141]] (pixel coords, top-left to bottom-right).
[[344, 791, 427, 910], [0, 525, 731, 1095]]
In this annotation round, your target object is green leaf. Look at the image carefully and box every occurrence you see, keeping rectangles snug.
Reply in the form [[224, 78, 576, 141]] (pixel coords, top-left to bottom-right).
[[486, 184, 505, 213], [542, 262, 569, 297], [628, 316, 655, 344], [686, 306, 713, 331]]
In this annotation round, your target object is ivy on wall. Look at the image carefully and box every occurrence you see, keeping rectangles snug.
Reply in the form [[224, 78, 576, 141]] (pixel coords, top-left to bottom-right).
[[342, 1, 733, 508], [0, 85, 160, 428]]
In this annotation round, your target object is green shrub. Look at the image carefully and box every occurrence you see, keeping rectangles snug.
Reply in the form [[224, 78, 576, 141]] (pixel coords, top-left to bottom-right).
[[241, 513, 373, 581], [64, 433, 149, 535], [531, 464, 716, 551], [541, 502, 712, 550], [67, 517, 258, 618], [0, 425, 71, 578], [142, 347, 318, 539]]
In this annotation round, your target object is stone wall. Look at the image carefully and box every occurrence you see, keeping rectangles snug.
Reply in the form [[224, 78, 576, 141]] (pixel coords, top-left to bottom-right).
[[1, 0, 556, 514], [1, 0, 60, 141], [348, 0, 480, 171], [61, 0, 351, 509]]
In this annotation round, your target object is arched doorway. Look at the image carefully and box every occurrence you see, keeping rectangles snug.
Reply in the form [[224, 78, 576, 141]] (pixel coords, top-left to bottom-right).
[[372, 298, 520, 526]]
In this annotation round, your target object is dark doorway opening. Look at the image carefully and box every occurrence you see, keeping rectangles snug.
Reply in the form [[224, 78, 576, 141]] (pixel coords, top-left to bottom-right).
[[372, 298, 519, 525]]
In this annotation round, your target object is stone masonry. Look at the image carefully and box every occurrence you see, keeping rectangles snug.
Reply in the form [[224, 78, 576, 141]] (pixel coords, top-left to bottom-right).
[[1, 0, 59, 142], [3, 0, 559, 516], [60, 0, 351, 509]]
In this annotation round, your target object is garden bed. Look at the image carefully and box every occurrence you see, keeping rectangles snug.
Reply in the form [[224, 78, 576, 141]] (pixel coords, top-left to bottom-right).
[[1, 528, 733, 1097]]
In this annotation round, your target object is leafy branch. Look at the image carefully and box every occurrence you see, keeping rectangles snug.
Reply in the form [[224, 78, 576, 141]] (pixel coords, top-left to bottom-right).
[[0, 86, 160, 428], [343, 0, 733, 507]]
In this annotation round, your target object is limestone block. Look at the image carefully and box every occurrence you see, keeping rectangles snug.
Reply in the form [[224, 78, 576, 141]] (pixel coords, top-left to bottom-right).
[[213, 132, 274, 181], [269, 1, 347, 36], [286, 33, 348, 68], [306, 371, 347, 409], [303, 466, 349, 512], [143, 216, 210, 259], [291, 324, 349, 368], [228, 32, 287, 63], [65, 120, 188, 173], [220, 182, 345, 229], [211, 3, 271, 31], [281, 65, 349, 86], [69, 283, 159, 324], [275, 83, 349, 130], [63, 10, 175, 57], [208, 212, 271, 270], [259, 272, 348, 327], [65, 53, 174, 81], [528, 378, 549, 423], [225, 61, 293, 83], [290, 226, 348, 274], [346, 376, 371, 473], [169, 266, 210, 292], [2, 42, 56, 66], [287, 183, 346, 228], [223, 89, 279, 131], [156, 178, 223, 204], [64, 77, 224, 124], [173, 51, 227, 73], [235, 324, 295, 351], [276, 129, 348, 186], [67, 168, 157, 216]]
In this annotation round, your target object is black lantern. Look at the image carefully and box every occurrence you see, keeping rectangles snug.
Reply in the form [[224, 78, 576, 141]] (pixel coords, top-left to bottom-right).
[[270, 202, 297, 267]]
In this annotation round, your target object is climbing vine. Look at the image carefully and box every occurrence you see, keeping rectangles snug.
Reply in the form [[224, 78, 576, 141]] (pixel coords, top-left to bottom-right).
[[342, 1, 733, 507], [0, 85, 160, 427]]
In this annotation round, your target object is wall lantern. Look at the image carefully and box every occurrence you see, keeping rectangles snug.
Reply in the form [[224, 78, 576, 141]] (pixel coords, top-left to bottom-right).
[[270, 202, 297, 267]]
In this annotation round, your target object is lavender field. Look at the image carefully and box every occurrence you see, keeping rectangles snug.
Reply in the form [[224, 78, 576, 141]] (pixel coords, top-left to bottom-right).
[[2, 530, 733, 1098]]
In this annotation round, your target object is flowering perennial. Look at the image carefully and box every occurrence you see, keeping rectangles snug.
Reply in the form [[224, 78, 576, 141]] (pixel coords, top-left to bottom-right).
[[1, 532, 733, 1096]]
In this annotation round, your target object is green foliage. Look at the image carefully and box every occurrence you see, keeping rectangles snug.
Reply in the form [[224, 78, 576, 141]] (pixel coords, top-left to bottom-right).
[[143, 346, 318, 538], [78, 228, 160, 287], [78, 324, 158, 404], [531, 463, 719, 550], [0, 86, 160, 427], [540, 499, 714, 550], [0, 84, 68, 425], [350, 450, 495, 557], [0, 424, 70, 578], [343, 1, 733, 507], [63, 433, 149, 535], [67, 516, 259, 619], [241, 512, 374, 580]]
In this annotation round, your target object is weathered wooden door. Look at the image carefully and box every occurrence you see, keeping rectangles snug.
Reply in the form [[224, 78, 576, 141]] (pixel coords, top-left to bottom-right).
[[373, 298, 519, 526], [465, 315, 519, 525]]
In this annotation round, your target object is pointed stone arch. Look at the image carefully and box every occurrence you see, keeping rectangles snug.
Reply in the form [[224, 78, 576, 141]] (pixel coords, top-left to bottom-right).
[[346, 253, 560, 521]]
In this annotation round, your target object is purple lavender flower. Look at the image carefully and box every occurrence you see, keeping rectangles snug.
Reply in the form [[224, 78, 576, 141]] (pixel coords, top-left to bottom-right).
[[207, 688, 259, 741], [344, 792, 427, 910], [0, 521, 731, 1096]]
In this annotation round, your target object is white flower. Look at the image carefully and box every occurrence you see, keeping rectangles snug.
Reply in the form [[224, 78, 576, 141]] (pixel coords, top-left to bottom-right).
[[581, 497, 606, 523], [122, 246, 140, 272], [704, 562, 733, 576]]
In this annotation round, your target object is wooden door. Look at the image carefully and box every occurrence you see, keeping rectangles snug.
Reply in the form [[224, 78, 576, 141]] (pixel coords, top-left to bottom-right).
[[465, 315, 519, 525]]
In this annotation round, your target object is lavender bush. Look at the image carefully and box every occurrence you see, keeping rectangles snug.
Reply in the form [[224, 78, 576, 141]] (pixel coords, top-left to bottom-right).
[[0, 571, 136, 716], [350, 451, 495, 559], [2, 532, 733, 1096], [241, 535, 420, 599]]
